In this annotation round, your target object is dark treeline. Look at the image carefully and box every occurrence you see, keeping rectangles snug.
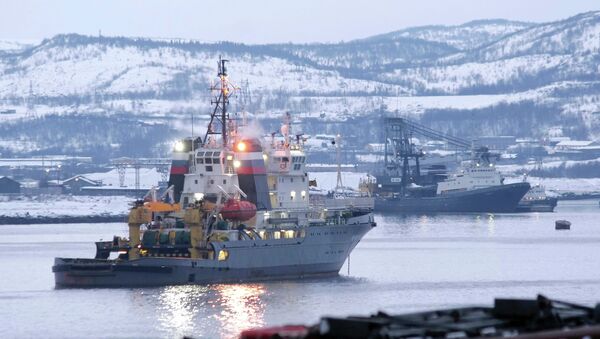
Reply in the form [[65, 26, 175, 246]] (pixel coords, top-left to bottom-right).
[[529, 161, 600, 178], [0, 114, 173, 162], [420, 101, 589, 139]]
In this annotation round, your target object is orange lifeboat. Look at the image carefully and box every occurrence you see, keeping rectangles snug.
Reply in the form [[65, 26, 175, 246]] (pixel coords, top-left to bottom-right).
[[220, 199, 257, 221]]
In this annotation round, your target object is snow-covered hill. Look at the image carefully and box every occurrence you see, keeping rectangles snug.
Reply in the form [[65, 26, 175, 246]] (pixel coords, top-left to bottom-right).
[[458, 12, 600, 62], [0, 11, 599, 157], [0, 34, 408, 99], [366, 19, 533, 50]]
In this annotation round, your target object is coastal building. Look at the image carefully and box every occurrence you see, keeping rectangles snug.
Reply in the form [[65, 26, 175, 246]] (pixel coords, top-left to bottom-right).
[[0, 176, 21, 194], [62, 175, 101, 194]]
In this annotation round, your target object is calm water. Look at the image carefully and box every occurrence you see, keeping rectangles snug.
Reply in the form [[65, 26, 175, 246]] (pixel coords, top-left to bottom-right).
[[2, 200, 600, 338]]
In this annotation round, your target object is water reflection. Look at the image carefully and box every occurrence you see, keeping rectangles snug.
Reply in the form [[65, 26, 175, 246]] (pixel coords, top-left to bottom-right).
[[210, 284, 266, 338], [374, 212, 528, 239], [156, 285, 209, 337], [487, 214, 496, 236], [152, 283, 266, 338]]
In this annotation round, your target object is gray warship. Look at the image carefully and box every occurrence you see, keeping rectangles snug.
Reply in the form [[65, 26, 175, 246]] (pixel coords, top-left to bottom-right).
[[371, 118, 530, 213], [53, 58, 375, 288]]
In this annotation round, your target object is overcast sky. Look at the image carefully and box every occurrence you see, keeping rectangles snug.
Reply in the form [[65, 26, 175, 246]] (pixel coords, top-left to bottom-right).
[[2, 0, 599, 43]]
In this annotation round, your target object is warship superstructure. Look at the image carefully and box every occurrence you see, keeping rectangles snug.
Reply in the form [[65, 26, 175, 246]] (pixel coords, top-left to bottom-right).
[[53, 58, 375, 287]]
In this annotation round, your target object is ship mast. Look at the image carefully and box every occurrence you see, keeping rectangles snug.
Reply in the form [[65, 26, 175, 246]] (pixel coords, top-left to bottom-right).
[[335, 134, 343, 192], [204, 57, 235, 147]]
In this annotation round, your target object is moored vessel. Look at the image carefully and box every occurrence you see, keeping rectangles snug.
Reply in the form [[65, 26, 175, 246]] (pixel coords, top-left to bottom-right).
[[516, 184, 558, 212], [371, 118, 529, 213], [374, 150, 530, 213], [53, 58, 375, 288]]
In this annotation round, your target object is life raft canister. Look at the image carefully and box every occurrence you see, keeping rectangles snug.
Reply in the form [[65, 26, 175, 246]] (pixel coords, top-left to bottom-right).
[[220, 199, 257, 221]]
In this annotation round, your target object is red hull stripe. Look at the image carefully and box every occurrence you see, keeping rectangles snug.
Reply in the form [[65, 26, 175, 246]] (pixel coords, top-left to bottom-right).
[[237, 167, 266, 175], [170, 166, 188, 174]]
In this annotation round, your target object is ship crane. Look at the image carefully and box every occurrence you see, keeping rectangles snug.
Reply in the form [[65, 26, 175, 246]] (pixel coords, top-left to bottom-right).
[[383, 117, 473, 194]]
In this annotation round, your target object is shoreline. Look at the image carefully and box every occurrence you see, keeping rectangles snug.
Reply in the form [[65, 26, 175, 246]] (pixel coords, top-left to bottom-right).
[[0, 215, 126, 225]]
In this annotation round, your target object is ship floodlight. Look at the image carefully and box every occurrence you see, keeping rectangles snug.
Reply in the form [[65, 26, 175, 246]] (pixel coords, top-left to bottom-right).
[[262, 154, 268, 160], [233, 160, 241, 168], [194, 193, 205, 201], [174, 141, 185, 152], [236, 142, 247, 152]]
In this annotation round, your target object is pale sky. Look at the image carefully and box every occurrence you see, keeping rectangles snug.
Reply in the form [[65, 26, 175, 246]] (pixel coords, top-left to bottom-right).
[[2, 0, 599, 43]]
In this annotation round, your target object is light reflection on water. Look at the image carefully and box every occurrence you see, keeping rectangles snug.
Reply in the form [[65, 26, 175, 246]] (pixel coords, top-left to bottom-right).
[[156, 285, 206, 337], [2, 200, 600, 338], [151, 284, 266, 338], [210, 284, 266, 338]]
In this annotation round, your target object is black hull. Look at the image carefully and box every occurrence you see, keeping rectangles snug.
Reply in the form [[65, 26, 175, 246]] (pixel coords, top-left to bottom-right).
[[375, 182, 530, 213]]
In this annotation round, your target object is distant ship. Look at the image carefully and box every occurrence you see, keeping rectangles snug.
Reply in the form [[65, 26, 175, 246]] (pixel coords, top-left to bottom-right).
[[371, 118, 529, 213], [516, 184, 558, 212], [53, 58, 375, 288], [373, 149, 530, 213]]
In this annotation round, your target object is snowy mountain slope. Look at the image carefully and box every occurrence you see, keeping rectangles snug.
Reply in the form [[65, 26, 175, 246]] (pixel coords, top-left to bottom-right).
[[0, 12, 600, 158], [454, 11, 600, 62], [366, 19, 533, 50], [0, 34, 409, 100], [269, 37, 458, 71], [0, 11, 598, 102], [376, 12, 600, 94]]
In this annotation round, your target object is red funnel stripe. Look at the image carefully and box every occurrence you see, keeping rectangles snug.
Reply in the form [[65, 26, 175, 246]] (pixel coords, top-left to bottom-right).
[[170, 166, 188, 174], [237, 167, 266, 175]]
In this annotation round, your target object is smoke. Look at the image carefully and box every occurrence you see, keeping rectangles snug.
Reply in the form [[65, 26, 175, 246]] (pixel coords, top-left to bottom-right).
[[238, 119, 265, 140]]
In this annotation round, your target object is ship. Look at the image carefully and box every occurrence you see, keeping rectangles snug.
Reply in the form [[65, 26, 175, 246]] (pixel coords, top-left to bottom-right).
[[516, 183, 558, 212], [53, 58, 375, 288], [371, 118, 530, 213]]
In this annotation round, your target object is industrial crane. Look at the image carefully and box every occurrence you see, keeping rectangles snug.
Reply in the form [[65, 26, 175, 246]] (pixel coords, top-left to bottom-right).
[[382, 117, 474, 194]]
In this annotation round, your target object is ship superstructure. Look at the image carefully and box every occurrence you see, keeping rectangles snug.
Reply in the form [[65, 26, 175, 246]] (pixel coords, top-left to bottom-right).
[[53, 58, 375, 287], [516, 183, 558, 212], [436, 150, 503, 195]]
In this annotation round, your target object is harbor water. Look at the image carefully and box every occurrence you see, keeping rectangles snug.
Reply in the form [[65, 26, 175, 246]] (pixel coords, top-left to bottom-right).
[[2, 199, 600, 338]]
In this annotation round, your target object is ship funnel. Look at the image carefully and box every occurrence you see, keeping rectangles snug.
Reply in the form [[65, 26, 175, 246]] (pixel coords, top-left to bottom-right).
[[168, 138, 194, 203], [235, 138, 271, 210]]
